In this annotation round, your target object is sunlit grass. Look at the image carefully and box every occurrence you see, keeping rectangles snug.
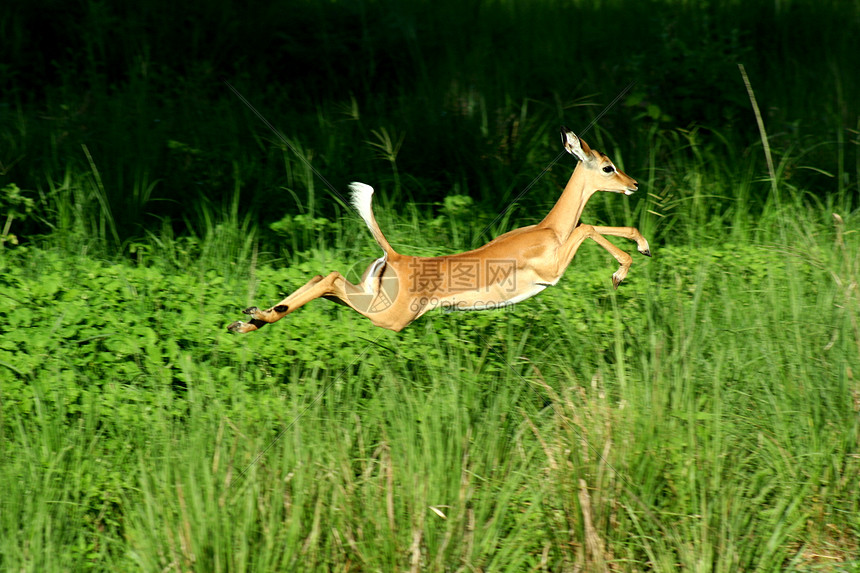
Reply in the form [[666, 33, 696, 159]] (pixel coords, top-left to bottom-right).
[[1, 190, 858, 570]]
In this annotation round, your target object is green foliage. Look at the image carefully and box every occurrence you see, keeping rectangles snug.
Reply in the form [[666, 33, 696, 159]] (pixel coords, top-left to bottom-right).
[[1, 200, 859, 570], [0, 182, 35, 247]]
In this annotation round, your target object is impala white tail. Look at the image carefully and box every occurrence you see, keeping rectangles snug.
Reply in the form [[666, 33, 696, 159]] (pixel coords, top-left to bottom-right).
[[349, 182, 396, 256]]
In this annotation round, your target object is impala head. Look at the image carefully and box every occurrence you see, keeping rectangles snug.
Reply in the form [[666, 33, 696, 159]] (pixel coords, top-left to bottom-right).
[[561, 127, 638, 195]]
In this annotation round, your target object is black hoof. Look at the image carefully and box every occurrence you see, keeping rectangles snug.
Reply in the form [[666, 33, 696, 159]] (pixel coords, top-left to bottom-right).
[[242, 306, 259, 315], [640, 248, 652, 257]]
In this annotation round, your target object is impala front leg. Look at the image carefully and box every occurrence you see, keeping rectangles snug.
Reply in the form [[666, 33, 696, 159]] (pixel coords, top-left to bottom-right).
[[558, 224, 636, 288], [591, 226, 651, 257]]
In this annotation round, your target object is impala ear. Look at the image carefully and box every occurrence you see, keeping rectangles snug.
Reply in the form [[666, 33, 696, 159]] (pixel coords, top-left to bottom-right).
[[560, 127, 593, 163]]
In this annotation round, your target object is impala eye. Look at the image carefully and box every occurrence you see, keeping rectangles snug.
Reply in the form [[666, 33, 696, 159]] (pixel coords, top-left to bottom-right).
[[602, 165, 615, 174]]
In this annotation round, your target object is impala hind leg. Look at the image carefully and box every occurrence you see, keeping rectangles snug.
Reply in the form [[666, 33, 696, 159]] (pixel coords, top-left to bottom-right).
[[227, 272, 362, 333]]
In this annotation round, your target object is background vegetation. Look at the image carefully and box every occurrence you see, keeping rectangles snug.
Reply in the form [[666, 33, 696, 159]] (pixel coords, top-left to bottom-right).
[[1, 0, 859, 570]]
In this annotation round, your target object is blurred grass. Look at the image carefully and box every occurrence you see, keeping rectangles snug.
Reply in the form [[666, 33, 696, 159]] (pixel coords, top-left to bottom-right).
[[1, 0, 858, 250]]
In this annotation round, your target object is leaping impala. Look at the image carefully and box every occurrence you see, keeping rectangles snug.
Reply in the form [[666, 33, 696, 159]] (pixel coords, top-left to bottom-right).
[[228, 128, 650, 333]]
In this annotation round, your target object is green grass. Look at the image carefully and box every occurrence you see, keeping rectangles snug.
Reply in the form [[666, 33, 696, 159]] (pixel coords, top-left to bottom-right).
[[1, 194, 858, 570], [2, 0, 860, 570]]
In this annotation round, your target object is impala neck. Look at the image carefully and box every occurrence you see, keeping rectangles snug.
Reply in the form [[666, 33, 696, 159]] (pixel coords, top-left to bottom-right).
[[537, 163, 595, 241]]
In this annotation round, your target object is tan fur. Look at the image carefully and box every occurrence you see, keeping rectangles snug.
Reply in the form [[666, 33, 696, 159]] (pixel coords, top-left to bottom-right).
[[228, 129, 650, 333]]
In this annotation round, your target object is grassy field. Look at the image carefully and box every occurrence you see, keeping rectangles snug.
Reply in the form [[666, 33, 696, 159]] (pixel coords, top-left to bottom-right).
[[2, 210, 859, 571], [2, 0, 860, 571]]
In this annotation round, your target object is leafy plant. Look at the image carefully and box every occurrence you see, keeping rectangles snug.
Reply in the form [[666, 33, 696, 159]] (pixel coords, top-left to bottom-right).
[[0, 183, 34, 247]]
